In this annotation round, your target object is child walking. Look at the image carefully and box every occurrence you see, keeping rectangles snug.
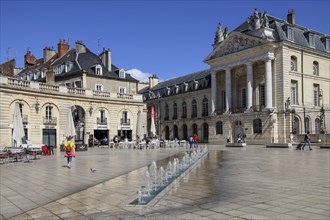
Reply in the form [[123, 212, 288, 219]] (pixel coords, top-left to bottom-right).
[[64, 136, 76, 168]]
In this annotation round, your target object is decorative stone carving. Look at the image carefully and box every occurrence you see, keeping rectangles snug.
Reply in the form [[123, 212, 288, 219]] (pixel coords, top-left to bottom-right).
[[212, 35, 262, 58], [214, 23, 229, 45], [247, 8, 269, 30]]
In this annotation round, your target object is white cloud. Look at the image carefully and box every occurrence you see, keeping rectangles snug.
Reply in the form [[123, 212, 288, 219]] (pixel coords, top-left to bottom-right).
[[126, 68, 152, 83]]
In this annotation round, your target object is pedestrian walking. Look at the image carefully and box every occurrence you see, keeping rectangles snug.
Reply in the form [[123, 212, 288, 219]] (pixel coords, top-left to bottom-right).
[[189, 136, 193, 149], [64, 136, 76, 168], [193, 134, 199, 148], [302, 131, 312, 150]]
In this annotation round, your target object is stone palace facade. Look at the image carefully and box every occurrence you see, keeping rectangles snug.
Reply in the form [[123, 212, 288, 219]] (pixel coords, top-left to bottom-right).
[[141, 9, 330, 144]]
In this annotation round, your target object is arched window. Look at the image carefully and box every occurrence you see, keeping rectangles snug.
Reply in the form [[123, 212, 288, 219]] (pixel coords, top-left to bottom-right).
[[315, 118, 321, 134], [46, 106, 53, 119], [182, 124, 188, 140], [293, 116, 300, 134], [173, 102, 177, 119], [253, 118, 262, 134], [291, 56, 297, 71], [313, 61, 319, 75], [165, 126, 170, 140], [173, 125, 178, 139], [216, 121, 223, 134], [191, 99, 197, 118], [305, 117, 310, 133], [182, 101, 187, 118], [202, 97, 208, 116], [203, 123, 209, 142], [165, 104, 169, 120], [192, 124, 198, 136]]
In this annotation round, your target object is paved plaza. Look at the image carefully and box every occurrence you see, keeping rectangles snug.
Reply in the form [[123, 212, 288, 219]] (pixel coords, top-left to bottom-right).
[[1, 145, 329, 220]]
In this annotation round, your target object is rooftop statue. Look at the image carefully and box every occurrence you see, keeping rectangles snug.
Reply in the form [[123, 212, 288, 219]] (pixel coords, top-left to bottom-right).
[[214, 22, 224, 44], [247, 8, 269, 30]]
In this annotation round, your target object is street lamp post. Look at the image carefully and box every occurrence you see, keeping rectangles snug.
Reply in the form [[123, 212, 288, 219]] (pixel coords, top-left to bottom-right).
[[157, 92, 161, 139]]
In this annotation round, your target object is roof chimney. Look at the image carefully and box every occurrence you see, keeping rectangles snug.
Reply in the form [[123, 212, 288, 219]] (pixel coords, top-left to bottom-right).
[[46, 67, 55, 85], [58, 39, 70, 58], [75, 40, 86, 54], [100, 48, 112, 72], [43, 47, 56, 62], [24, 50, 36, 68], [149, 74, 159, 88], [287, 9, 296, 25]]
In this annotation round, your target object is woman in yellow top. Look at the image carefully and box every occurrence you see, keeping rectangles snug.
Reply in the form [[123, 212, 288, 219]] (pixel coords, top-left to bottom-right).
[[64, 136, 76, 168]]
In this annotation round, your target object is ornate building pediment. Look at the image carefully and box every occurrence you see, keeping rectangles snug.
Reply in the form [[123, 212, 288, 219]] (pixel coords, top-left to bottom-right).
[[205, 32, 266, 62]]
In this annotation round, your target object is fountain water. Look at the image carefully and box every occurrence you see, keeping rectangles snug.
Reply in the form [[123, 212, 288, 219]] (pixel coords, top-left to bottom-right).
[[131, 145, 208, 205]]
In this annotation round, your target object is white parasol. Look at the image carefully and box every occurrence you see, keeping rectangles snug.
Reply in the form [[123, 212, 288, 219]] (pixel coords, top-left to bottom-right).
[[12, 103, 25, 147]]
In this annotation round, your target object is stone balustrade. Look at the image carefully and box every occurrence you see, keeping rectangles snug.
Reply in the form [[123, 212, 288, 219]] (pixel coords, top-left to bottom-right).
[[0, 76, 143, 102]]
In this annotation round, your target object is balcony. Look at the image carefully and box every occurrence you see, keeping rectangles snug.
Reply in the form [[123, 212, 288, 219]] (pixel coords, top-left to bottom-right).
[[43, 117, 57, 125], [231, 108, 246, 114], [252, 105, 264, 112], [97, 117, 107, 125], [121, 118, 130, 125]]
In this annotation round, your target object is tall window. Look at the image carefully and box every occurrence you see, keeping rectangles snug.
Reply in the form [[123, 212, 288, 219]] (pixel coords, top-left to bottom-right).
[[259, 85, 265, 107], [313, 84, 319, 106], [305, 117, 310, 133], [122, 111, 128, 124], [313, 61, 319, 76], [119, 87, 126, 93], [293, 116, 300, 134], [95, 84, 103, 91], [253, 118, 262, 134], [291, 80, 297, 104], [241, 88, 246, 108], [192, 124, 198, 135], [100, 110, 105, 122], [291, 56, 297, 71], [165, 104, 169, 120], [191, 99, 197, 118], [216, 121, 223, 134], [45, 106, 52, 119], [173, 103, 177, 119], [221, 90, 226, 110], [202, 98, 208, 116], [182, 101, 187, 118], [19, 103, 23, 116], [315, 118, 321, 134]]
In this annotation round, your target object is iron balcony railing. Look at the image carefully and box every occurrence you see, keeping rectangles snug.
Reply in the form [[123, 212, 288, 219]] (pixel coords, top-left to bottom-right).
[[43, 117, 57, 125], [97, 117, 107, 125], [121, 118, 130, 125]]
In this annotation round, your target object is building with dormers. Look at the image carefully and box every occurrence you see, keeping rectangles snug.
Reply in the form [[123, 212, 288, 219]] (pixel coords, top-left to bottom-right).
[[0, 40, 146, 149], [142, 9, 330, 144]]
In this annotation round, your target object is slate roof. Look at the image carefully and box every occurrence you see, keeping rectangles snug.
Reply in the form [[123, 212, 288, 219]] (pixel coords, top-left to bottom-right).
[[53, 48, 138, 82], [140, 69, 211, 99], [234, 14, 329, 53]]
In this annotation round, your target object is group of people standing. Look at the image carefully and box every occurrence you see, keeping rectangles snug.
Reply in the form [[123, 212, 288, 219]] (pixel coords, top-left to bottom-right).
[[188, 134, 199, 149]]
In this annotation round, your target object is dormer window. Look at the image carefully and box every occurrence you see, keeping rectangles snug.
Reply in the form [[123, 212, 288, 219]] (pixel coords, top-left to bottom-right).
[[184, 83, 188, 92], [175, 85, 179, 94], [95, 84, 103, 91], [321, 37, 330, 52], [95, 65, 103, 75], [119, 69, 126, 78], [194, 80, 199, 90], [287, 26, 294, 41], [308, 33, 315, 48], [166, 87, 171, 95]]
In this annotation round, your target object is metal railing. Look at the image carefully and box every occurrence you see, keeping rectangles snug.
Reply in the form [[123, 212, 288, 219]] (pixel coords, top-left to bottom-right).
[[97, 117, 107, 125], [43, 117, 57, 125]]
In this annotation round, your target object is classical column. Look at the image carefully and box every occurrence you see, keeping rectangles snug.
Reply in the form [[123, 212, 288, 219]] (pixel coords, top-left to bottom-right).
[[246, 62, 253, 110], [225, 68, 232, 112], [211, 72, 217, 113], [265, 58, 273, 109]]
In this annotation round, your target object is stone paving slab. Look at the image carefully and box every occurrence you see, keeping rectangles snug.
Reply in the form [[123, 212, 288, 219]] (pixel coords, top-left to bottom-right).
[[1, 145, 329, 220]]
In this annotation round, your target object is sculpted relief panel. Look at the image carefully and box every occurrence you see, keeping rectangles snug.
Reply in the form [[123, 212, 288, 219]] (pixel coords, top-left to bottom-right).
[[211, 35, 263, 59]]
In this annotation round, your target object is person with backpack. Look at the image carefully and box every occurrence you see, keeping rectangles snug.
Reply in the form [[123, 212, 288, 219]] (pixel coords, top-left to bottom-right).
[[302, 131, 312, 150], [64, 136, 76, 168]]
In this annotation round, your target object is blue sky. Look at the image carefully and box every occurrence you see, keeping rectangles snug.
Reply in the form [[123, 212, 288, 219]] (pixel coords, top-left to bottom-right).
[[1, 0, 329, 81]]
